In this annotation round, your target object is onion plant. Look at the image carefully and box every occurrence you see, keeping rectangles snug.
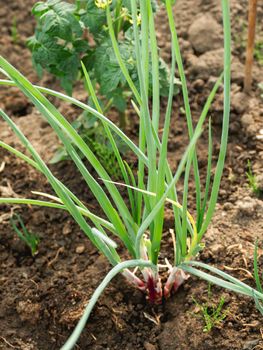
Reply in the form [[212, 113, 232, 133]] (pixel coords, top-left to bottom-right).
[[0, 0, 262, 349]]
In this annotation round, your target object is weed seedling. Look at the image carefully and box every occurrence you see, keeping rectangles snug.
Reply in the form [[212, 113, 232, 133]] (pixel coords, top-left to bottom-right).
[[246, 160, 261, 196], [11, 213, 39, 256], [11, 17, 19, 44], [193, 284, 228, 332]]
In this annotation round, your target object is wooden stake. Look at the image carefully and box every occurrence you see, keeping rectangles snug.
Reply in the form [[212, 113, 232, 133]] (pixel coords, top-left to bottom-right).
[[244, 0, 258, 93]]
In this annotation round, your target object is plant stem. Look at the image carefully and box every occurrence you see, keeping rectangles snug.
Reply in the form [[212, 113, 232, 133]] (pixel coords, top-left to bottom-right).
[[114, 0, 123, 36], [244, 0, 258, 93], [119, 110, 127, 129], [198, 0, 231, 238]]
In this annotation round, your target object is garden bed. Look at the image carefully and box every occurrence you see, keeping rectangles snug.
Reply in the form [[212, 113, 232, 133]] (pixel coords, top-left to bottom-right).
[[0, 0, 263, 349]]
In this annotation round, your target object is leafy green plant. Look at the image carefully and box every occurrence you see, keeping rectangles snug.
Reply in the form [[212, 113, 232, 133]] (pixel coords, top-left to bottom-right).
[[246, 160, 261, 196], [193, 286, 228, 332], [28, 0, 178, 126], [11, 213, 40, 255], [28, 0, 179, 166], [0, 1, 263, 349]]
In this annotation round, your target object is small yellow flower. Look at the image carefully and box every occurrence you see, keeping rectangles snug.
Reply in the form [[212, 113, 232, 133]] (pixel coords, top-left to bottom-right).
[[129, 13, 141, 26], [136, 13, 141, 26], [95, 0, 112, 10], [121, 6, 129, 20]]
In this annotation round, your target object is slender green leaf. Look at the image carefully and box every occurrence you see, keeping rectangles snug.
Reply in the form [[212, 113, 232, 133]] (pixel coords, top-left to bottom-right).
[[199, 0, 231, 237], [166, 0, 201, 220], [254, 240, 263, 294], [80, 62, 135, 217], [198, 118, 213, 228], [135, 128, 202, 258]]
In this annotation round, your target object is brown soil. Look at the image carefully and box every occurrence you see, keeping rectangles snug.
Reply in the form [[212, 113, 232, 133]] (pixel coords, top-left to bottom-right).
[[1, 1, 263, 349]]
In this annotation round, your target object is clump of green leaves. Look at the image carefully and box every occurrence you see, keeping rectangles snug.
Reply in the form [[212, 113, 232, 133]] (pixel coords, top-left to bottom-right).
[[246, 160, 261, 196], [28, 0, 178, 167], [193, 285, 228, 332], [11, 213, 40, 255], [28, 0, 178, 114]]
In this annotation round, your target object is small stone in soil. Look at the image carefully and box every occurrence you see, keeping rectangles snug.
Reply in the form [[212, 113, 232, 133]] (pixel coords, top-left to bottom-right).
[[75, 245, 85, 254], [192, 78, 205, 91], [241, 114, 258, 137], [231, 91, 248, 114], [223, 202, 233, 211], [231, 59, 245, 85], [219, 189, 227, 196], [188, 14, 223, 54], [16, 300, 41, 324], [1, 130, 11, 138], [144, 342, 157, 350], [210, 243, 224, 255], [62, 221, 72, 235], [236, 198, 259, 216], [241, 114, 254, 128], [188, 48, 224, 79]]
